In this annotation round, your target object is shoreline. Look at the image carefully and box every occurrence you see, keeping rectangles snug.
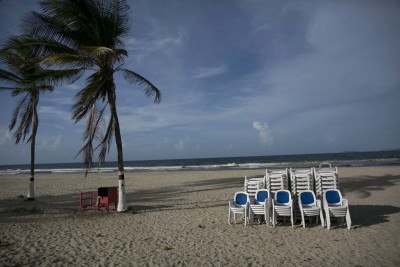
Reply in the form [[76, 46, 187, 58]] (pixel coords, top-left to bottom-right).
[[1, 166, 400, 266]]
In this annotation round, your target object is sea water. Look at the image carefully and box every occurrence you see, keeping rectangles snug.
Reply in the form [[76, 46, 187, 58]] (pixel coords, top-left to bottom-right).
[[0, 150, 399, 175]]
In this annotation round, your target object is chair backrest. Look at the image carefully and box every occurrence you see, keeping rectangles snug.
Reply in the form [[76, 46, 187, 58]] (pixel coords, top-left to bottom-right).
[[234, 192, 249, 206], [315, 162, 338, 174], [299, 190, 316, 206], [324, 189, 342, 205], [255, 189, 270, 204], [319, 162, 332, 169], [98, 187, 108, 197], [275, 190, 291, 204], [245, 176, 265, 186]]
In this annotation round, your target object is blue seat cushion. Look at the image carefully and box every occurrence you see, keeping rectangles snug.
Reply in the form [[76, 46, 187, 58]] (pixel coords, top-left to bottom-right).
[[301, 192, 314, 205], [277, 191, 289, 204], [326, 191, 340, 204], [257, 191, 269, 202], [236, 194, 248, 205]]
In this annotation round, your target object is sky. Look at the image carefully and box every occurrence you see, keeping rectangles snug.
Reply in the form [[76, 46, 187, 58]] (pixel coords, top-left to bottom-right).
[[0, 0, 399, 165]]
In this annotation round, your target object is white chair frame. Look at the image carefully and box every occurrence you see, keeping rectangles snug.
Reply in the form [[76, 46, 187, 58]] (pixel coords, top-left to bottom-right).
[[228, 192, 250, 226], [248, 189, 271, 225], [272, 189, 294, 228], [298, 190, 325, 228], [323, 189, 351, 230]]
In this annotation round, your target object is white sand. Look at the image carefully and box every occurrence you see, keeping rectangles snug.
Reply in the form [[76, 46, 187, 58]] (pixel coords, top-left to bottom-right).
[[1, 166, 399, 266]]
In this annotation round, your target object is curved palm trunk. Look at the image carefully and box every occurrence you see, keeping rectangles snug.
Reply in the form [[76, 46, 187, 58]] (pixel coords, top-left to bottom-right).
[[27, 97, 38, 200], [108, 89, 127, 212]]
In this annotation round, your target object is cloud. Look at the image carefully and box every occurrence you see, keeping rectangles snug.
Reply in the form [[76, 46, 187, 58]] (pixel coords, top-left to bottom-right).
[[175, 139, 186, 151], [38, 135, 62, 150], [127, 35, 183, 51], [174, 137, 193, 152], [38, 106, 71, 121], [253, 121, 274, 146], [323, 133, 336, 144], [126, 34, 184, 63], [0, 128, 12, 145], [191, 65, 227, 79]]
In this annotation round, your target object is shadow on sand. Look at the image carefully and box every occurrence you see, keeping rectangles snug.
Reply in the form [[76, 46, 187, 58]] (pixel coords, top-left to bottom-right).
[[350, 204, 400, 229], [340, 174, 400, 198]]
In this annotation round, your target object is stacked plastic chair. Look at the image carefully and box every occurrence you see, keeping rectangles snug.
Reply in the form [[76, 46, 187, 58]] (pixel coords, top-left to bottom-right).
[[298, 190, 324, 228], [228, 192, 250, 225], [248, 189, 271, 225], [289, 168, 314, 196], [288, 168, 314, 222], [265, 169, 288, 194], [272, 190, 294, 228], [323, 189, 351, 230], [244, 176, 265, 197], [314, 162, 339, 198]]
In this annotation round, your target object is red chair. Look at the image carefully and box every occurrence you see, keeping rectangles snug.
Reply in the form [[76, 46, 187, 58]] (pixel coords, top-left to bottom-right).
[[80, 190, 97, 210], [97, 187, 118, 212]]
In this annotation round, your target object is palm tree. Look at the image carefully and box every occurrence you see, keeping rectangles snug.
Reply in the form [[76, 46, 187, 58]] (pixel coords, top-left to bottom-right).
[[0, 44, 80, 200], [14, 0, 161, 211]]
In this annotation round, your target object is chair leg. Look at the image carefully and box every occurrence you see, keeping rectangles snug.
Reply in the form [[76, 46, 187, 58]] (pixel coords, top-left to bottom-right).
[[228, 209, 231, 225], [272, 210, 276, 227], [244, 208, 248, 226], [325, 209, 331, 230], [249, 210, 253, 225], [96, 196, 100, 212], [320, 209, 325, 227], [265, 206, 270, 226], [290, 209, 294, 228], [346, 209, 352, 230], [301, 212, 305, 228]]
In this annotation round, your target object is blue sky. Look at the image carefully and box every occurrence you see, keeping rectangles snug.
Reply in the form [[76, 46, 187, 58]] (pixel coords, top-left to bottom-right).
[[0, 0, 399, 165]]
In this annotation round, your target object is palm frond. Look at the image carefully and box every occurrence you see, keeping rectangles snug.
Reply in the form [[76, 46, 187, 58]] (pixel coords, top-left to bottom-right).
[[96, 109, 114, 163], [11, 93, 39, 144], [75, 101, 107, 169], [9, 94, 29, 132], [32, 68, 83, 86], [72, 71, 109, 123], [75, 141, 94, 169], [0, 69, 22, 85], [119, 68, 161, 103]]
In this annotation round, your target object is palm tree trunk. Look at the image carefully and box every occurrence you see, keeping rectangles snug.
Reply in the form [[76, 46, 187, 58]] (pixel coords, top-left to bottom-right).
[[27, 97, 38, 200], [108, 89, 127, 212]]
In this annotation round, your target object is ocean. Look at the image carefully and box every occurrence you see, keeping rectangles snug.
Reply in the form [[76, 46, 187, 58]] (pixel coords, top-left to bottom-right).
[[0, 150, 399, 175]]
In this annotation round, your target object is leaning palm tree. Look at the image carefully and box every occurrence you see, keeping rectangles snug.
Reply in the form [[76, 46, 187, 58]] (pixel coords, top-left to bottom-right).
[[14, 0, 161, 211], [0, 44, 80, 200]]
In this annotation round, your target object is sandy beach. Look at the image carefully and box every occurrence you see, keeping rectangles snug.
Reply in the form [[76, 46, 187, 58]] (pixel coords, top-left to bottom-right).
[[1, 166, 399, 266]]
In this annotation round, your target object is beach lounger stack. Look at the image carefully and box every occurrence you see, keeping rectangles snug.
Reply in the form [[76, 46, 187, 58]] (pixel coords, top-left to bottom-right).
[[314, 162, 339, 197], [289, 168, 314, 221], [244, 176, 265, 197], [248, 189, 271, 225], [272, 189, 294, 227], [265, 169, 289, 194], [227, 162, 349, 228], [289, 168, 314, 196], [323, 189, 351, 230], [298, 190, 325, 228]]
